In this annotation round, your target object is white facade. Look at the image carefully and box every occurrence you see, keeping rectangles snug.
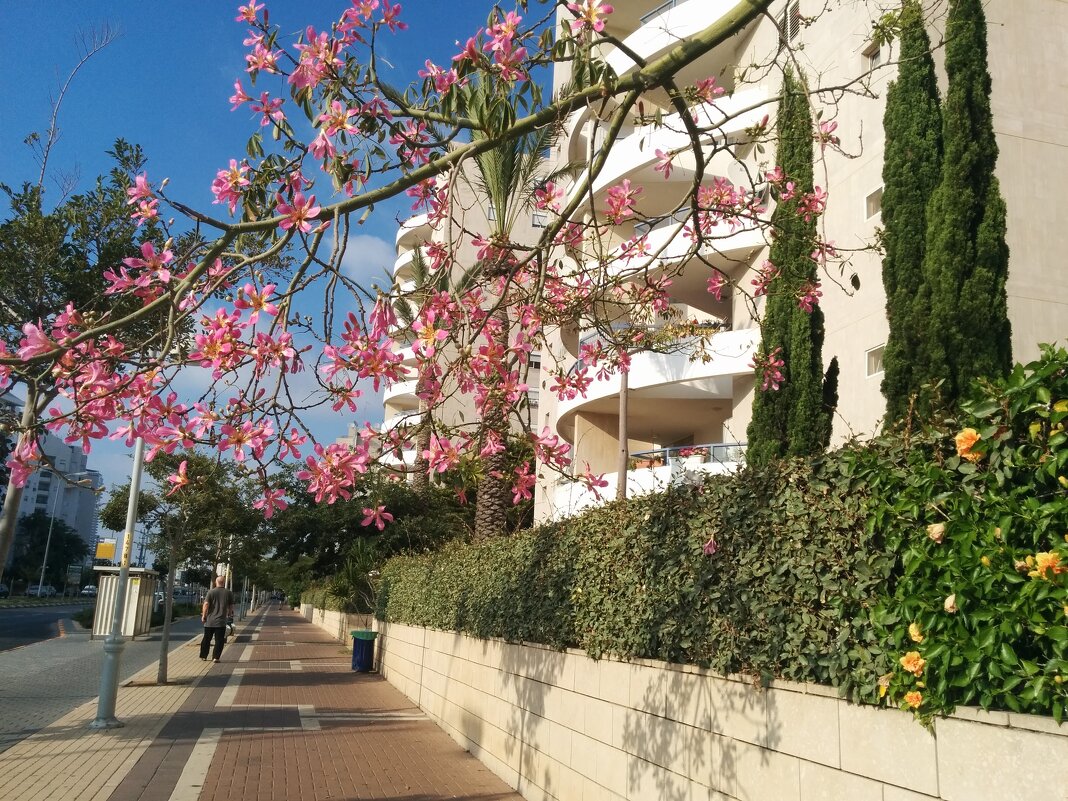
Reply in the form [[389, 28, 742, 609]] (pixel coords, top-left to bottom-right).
[[377, 1, 1068, 521], [1, 395, 103, 563], [531, 0, 1068, 521]]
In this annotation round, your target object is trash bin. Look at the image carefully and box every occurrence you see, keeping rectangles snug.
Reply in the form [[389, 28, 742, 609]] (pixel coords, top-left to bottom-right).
[[351, 630, 377, 672]]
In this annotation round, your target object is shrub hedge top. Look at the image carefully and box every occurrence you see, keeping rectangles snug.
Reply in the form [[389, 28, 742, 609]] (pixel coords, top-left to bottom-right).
[[378, 345, 1068, 722]]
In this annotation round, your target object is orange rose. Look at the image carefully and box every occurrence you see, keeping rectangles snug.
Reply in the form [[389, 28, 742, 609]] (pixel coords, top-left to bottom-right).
[[908, 622, 924, 643], [904, 691, 923, 709], [899, 650, 926, 676], [955, 428, 982, 462]]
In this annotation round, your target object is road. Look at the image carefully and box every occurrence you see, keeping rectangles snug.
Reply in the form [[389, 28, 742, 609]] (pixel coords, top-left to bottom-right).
[[0, 604, 86, 651], [0, 610, 203, 754]]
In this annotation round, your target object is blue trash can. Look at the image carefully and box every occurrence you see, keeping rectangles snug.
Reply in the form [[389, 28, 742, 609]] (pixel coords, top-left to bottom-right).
[[351, 630, 377, 672]]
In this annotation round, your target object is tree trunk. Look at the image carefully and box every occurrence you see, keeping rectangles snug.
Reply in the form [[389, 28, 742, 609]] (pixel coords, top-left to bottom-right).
[[616, 367, 629, 500], [473, 305, 512, 540], [0, 386, 47, 569]]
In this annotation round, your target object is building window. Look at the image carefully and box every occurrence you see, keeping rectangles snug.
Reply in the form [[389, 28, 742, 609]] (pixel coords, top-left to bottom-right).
[[531, 210, 547, 228], [639, 0, 679, 26], [529, 353, 541, 371], [865, 187, 883, 219], [779, 0, 801, 44], [487, 205, 497, 222], [866, 345, 885, 377], [863, 41, 882, 72]]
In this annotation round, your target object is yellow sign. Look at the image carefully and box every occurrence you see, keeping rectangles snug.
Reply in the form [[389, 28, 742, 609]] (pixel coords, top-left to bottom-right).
[[96, 539, 117, 560]]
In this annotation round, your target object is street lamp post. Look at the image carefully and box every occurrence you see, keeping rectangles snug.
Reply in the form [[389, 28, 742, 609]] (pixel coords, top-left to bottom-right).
[[90, 436, 145, 729], [37, 471, 93, 597]]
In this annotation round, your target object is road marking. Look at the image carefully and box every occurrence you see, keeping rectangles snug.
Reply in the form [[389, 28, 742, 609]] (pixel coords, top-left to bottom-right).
[[168, 727, 222, 801], [216, 668, 245, 708]]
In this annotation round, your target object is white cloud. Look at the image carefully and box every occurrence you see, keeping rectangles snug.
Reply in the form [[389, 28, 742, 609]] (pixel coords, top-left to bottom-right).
[[339, 234, 396, 289]]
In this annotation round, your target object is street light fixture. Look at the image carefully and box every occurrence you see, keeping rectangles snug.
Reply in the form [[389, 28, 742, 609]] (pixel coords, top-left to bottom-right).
[[36, 471, 95, 597]]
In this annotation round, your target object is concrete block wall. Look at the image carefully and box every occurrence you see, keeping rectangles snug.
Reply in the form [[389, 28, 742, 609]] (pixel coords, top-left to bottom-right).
[[306, 612, 1067, 801]]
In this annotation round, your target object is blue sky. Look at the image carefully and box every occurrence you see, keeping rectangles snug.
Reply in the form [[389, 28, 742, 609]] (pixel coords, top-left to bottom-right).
[[0, 0, 517, 509]]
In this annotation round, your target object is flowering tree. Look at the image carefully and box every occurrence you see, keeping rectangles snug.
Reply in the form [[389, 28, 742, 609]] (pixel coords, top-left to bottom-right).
[[1, 0, 898, 556]]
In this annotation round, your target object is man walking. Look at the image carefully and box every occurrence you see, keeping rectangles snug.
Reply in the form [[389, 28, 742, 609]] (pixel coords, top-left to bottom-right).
[[200, 575, 235, 662]]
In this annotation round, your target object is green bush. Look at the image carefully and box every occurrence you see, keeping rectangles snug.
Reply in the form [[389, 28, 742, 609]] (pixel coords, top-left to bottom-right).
[[377, 346, 1068, 721], [861, 345, 1068, 721]]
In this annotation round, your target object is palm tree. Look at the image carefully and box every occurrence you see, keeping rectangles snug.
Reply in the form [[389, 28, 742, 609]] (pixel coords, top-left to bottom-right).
[[462, 93, 563, 539]]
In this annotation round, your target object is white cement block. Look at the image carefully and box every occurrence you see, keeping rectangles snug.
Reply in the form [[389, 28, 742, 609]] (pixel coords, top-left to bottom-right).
[[799, 761, 882, 801], [765, 687, 841, 767], [838, 702, 938, 796], [937, 715, 1068, 801]]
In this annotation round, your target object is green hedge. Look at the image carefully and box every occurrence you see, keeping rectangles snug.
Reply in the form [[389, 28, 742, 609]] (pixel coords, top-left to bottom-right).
[[377, 346, 1068, 721]]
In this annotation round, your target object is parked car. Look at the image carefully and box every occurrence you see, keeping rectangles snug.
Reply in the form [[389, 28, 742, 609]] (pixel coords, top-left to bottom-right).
[[26, 584, 57, 597], [0, 583, 9, 598], [80, 585, 98, 597]]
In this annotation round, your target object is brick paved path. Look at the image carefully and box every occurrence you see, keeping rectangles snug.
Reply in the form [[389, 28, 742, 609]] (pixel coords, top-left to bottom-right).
[[0, 606, 524, 801]]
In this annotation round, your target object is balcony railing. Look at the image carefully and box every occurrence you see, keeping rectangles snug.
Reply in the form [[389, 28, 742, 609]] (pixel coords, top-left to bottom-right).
[[628, 442, 746, 469]]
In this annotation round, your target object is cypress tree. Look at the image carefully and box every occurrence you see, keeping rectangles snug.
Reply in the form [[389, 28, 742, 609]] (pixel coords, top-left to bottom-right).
[[880, 0, 942, 424], [748, 69, 828, 465], [921, 0, 1011, 405]]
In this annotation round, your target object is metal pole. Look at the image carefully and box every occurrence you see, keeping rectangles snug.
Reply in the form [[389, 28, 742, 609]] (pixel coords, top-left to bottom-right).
[[36, 483, 62, 596], [90, 436, 145, 729]]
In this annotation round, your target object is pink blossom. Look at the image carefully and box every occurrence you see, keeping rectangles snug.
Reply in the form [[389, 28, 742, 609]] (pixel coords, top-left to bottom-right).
[[706, 272, 728, 302], [605, 179, 641, 224], [125, 173, 153, 205], [694, 77, 725, 103], [253, 488, 288, 519], [211, 160, 251, 213], [423, 434, 460, 473], [703, 536, 718, 556], [567, 0, 614, 34], [653, 149, 674, 179], [816, 120, 840, 151], [236, 2, 263, 23], [797, 281, 822, 313], [380, 3, 407, 32], [751, 260, 779, 297], [276, 192, 321, 233], [511, 462, 536, 503], [751, 346, 785, 391], [534, 181, 566, 212], [18, 322, 56, 360], [250, 92, 285, 126], [318, 100, 358, 137], [166, 460, 190, 496], [361, 505, 394, 530]]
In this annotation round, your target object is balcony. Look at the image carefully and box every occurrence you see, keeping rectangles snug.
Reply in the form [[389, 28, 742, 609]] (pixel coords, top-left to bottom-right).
[[556, 327, 759, 427], [607, 210, 766, 278], [590, 88, 772, 197], [551, 441, 745, 519], [382, 378, 419, 408], [604, 0, 744, 80], [396, 212, 432, 250]]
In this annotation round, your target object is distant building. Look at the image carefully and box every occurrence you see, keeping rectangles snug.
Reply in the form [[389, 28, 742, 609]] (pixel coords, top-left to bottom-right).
[[0, 393, 103, 565]]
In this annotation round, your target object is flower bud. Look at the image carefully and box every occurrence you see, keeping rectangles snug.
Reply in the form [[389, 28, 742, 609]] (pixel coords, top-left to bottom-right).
[[926, 523, 945, 543], [944, 594, 958, 614]]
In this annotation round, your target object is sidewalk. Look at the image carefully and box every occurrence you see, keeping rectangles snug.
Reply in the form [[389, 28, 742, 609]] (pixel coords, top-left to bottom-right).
[[0, 606, 525, 801]]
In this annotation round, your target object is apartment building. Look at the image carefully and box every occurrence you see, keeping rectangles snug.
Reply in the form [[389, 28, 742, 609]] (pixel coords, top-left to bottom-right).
[[381, 0, 1068, 521], [1, 394, 103, 565]]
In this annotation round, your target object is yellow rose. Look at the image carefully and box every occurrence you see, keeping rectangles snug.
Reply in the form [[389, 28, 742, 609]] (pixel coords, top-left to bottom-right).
[[908, 622, 924, 643], [927, 523, 945, 543], [955, 428, 982, 462], [981, 555, 992, 568], [904, 691, 923, 709], [899, 650, 926, 676], [1028, 551, 1065, 580]]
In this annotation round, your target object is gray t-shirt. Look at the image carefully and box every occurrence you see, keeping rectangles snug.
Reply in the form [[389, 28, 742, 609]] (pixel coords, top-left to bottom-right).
[[203, 586, 234, 628]]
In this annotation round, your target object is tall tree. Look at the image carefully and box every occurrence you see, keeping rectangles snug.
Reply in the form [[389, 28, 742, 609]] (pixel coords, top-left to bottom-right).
[[921, 0, 1011, 405], [879, 0, 942, 424], [747, 68, 830, 464], [460, 82, 561, 539]]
